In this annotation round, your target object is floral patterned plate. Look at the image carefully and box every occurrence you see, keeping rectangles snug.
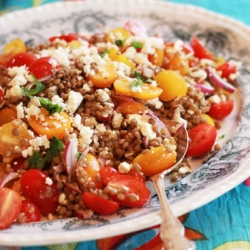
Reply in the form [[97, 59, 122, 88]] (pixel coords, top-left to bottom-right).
[[1, 0, 250, 246]]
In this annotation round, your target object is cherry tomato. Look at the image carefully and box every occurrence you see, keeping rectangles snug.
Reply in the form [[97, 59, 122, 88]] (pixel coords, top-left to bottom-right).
[[49, 33, 87, 43], [127, 169, 145, 182], [0, 119, 32, 158], [19, 200, 41, 223], [133, 145, 176, 176], [165, 41, 194, 54], [21, 169, 59, 215], [190, 37, 213, 60], [186, 123, 217, 157], [216, 61, 237, 80], [29, 56, 60, 80], [0, 108, 17, 127], [82, 192, 119, 215], [115, 99, 146, 115], [207, 100, 234, 120], [108, 174, 150, 207], [6, 52, 37, 68], [148, 48, 164, 67], [0, 188, 22, 229], [100, 166, 118, 186], [0, 88, 3, 102], [154, 70, 187, 102]]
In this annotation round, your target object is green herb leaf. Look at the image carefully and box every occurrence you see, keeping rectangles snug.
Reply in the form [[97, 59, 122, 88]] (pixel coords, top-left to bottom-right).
[[28, 152, 46, 170], [28, 136, 63, 170], [218, 134, 225, 140], [21, 74, 46, 99], [115, 39, 125, 47], [134, 70, 145, 81], [129, 79, 143, 89], [39, 97, 62, 114], [99, 49, 110, 58], [45, 136, 64, 162], [132, 41, 143, 49]]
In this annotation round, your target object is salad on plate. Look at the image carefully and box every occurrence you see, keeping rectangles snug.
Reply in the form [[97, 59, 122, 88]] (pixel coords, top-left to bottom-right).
[[0, 20, 239, 230]]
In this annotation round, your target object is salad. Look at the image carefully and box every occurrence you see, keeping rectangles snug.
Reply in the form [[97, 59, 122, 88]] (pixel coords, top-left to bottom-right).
[[0, 20, 239, 230]]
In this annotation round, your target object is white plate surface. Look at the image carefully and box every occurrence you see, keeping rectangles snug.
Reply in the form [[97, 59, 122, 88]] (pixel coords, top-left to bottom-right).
[[0, 0, 250, 246]]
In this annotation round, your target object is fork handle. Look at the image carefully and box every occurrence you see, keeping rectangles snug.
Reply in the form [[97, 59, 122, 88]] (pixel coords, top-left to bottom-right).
[[152, 175, 196, 250]]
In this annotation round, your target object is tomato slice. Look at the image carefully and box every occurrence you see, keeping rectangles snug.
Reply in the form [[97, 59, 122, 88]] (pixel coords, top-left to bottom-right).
[[82, 192, 119, 215], [29, 56, 60, 81], [21, 169, 59, 215], [216, 61, 237, 80], [186, 123, 217, 157], [19, 200, 41, 223], [190, 37, 213, 60], [108, 174, 150, 207], [207, 100, 234, 120], [100, 166, 118, 186], [0, 188, 22, 229], [6, 52, 37, 68], [49, 33, 87, 43]]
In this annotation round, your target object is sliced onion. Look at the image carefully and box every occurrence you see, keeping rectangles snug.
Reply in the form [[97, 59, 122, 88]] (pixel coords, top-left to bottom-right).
[[206, 67, 236, 93], [76, 147, 90, 168], [194, 83, 215, 94], [62, 181, 81, 194], [0, 172, 19, 188], [143, 135, 149, 148], [74, 209, 94, 220], [143, 111, 171, 138], [63, 137, 78, 179], [98, 156, 106, 167]]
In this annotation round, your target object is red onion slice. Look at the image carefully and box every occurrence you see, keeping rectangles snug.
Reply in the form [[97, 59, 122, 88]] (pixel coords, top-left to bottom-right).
[[62, 181, 81, 194], [0, 172, 19, 188], [206, 67, 236, 93], [74, 209, 94, 219], [143, 111, 171, 138], [194, 83, 215, 94], [76, 147, 90, 168], [63, 137, 78, 179]]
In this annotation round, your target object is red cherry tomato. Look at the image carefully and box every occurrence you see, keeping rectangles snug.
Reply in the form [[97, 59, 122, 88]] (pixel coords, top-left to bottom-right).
[[216, 61, 237, 79], [100, 166, 118, 185], [6, 52, 37, 68], [0, 89, 3, 102], [20, 200, 41, 223], [207, 100, 234, 120], [0, 188, 22, 229], [127, 169, 145, 182], [82, 192, 119, 215], [165, 41, 194, 54], [29, 56, 60, 80], [108, 174, 150, 207], [49, 33, 87, 43], [21, 169, 59, 215], [186, 123, 217, 157], [190, 37, 213, 60]]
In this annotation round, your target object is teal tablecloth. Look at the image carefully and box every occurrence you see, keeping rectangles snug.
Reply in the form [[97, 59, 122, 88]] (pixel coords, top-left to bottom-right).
[[1, 1, 250, 250]]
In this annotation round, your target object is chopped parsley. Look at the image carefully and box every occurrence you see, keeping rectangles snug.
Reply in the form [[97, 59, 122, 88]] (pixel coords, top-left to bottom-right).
[[132, 41, 143, 49], [115, 39, 125, 47], [99, 49, 109, 58], [39, 97, 62, 114], [218, 134, 225, 140], [21, 74, 45, 99], [129, 79, 143, 89], [28, 136, 63, 170]]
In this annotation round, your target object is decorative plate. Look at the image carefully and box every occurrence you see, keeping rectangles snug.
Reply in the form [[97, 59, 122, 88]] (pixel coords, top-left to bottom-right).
[[1, 0, 250, 246]]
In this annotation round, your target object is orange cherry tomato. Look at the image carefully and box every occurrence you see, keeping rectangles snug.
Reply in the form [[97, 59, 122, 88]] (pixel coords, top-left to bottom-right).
[[77, 153, 104, 190], [0, 108, 17, 127], [154, 70, 187, 102], [164, 54, 189, 76], [114, 79, 162, 101], [88, 61, 117, 88], [0, 119, 32, 158], [0, 188, 22, 229], [148, 47, 164, 67], [133, 145, 177, 176], [28, 108, 71, 139]]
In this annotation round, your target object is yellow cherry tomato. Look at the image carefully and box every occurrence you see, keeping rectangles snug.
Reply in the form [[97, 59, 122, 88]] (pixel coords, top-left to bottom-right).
[[201, 113, 215, 126], [106, 28, 131, 51], [133, 145, 177, 176], [107, 47, 119, 60], [154, 70, 187, 102], [148, 48, 164, 67], [88, 61, 117, 88], [114, 79, 162, 101], [28, 108, 71, 139]]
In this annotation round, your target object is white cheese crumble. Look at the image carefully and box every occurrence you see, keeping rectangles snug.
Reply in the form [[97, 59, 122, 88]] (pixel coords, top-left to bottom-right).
[[118, 162, 132, 174], [112, 111, 123, 129], [45, 177, 53, 186], [29, 135, 50, 151], [146, 97, 163, 109], [66, 90, 83, 114]]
